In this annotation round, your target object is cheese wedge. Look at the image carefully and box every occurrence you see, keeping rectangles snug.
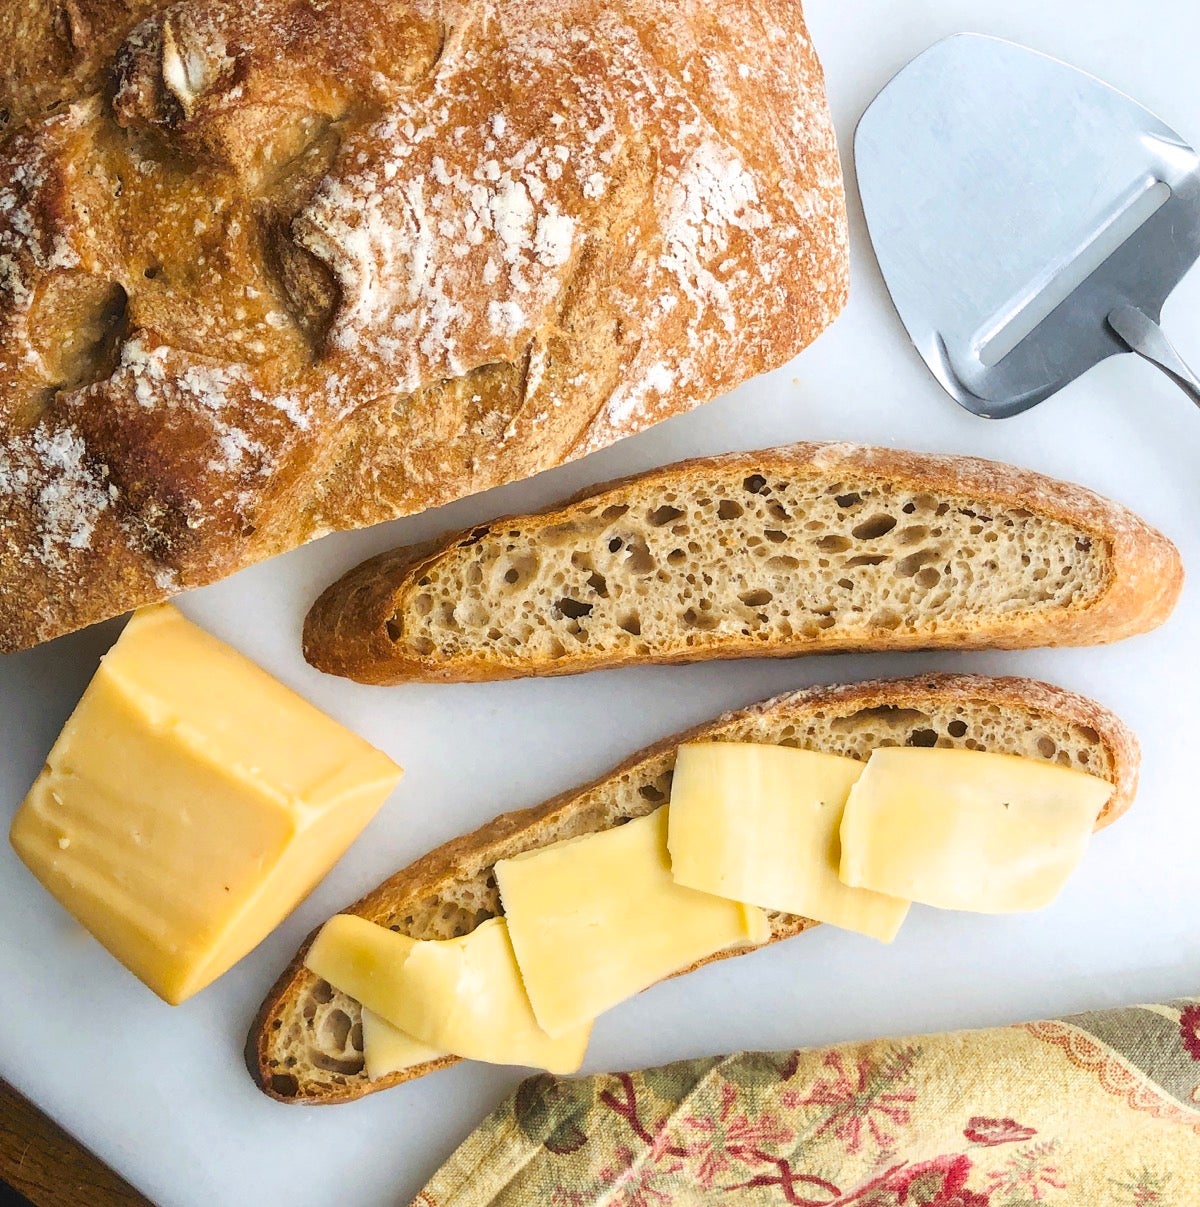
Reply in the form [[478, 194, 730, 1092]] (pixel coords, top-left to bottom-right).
[[495, 807, 770, 1037], [10, 604, 402, 1005], [839, 748, 1114, 913], [361, 1011, 449, 1080], [305, 914, 590, 1074], [667, 743, 910, 942]]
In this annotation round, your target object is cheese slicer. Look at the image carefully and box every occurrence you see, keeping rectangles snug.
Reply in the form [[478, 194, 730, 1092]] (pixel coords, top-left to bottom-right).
[[854, 33, 1200, 418]]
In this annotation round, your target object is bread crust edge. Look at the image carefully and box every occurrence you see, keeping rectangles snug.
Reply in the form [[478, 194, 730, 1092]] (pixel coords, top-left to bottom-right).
[[301, 442, 1184, 685], [246, 671, 1140, 1105]]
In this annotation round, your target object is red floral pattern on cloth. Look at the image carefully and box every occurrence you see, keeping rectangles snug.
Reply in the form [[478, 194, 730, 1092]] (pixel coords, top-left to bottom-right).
[[1179, 1005, 1200, 1062], [415, 997, 1200, 1207], [790, 1048, 917, 1155], [893, 1155, 989, 1205], [984, 1141, 1067, 1202], [681, 1081, 795, 1189], [533, 1051, 1033, 1207], [963, 1117, 1038, 1147]]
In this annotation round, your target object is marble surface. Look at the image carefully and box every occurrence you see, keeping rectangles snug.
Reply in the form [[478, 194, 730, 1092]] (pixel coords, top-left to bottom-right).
[[2, 2, 1199, 1203]]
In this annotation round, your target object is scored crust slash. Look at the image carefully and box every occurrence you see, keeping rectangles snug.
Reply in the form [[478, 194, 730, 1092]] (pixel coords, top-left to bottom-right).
[[0, 0, 848, 652]]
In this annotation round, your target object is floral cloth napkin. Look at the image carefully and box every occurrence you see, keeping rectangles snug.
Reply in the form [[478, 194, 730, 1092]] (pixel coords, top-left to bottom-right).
[[413, 997, 1200, 1206]]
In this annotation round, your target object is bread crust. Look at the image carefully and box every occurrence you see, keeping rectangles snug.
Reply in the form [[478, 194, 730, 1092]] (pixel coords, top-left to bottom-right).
[[302, 442, 1184, 684], [0, 0, 847, 653], [247, 673, 1139, 1104]]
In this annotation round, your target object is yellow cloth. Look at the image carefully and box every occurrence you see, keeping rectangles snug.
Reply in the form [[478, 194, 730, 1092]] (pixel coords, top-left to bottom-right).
[[415, 997, 1200, 1205]]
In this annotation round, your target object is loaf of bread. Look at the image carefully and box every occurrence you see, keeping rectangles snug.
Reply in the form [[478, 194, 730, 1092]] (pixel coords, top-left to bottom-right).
[[303, 442, 1183, 684], [248, 673, 1138, 1104], [0, 0, 848, 653]]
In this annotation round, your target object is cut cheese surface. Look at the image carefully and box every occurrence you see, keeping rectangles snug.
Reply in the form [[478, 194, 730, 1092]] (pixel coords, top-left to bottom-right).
[[361, 1010, 448, 1081], [840, 748, 1115, 913], [9, 604, 402, 1005], [667, 743, 910, 942], [305, 914, 590, 1074], [495, 807, 770, 1038]]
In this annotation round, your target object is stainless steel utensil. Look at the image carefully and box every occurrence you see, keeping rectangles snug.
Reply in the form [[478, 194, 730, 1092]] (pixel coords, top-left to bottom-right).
[[855, 33, 1200, 418]]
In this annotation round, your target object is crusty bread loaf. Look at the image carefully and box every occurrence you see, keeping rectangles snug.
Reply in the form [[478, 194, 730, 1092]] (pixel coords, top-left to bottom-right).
[[0, 0, 848, 653], [303, 443, 1183, 684], [248, 673, 1139, 1105]]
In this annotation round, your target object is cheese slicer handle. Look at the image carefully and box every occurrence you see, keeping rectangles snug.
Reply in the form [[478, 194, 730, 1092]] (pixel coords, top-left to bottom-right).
[[1108, 304, 1200, 409]]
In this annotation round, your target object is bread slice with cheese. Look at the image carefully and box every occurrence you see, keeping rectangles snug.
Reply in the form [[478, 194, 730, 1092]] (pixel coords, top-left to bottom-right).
[[247, 673, 1138, 1104], [302, 443, 1183, 684]]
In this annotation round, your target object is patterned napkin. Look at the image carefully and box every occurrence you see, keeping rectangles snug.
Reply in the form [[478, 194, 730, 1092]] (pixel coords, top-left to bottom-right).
[[413, 997, 1200, 1206]]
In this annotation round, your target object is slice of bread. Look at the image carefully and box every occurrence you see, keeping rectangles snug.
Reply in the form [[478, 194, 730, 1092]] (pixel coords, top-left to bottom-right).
[[247, 673, 1138, 1105], [302, 443, 1183, 685]]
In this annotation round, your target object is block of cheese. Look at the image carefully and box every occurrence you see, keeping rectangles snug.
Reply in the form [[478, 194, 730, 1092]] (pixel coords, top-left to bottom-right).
[[667, 743, 910, 942], [361, 1011, 448, 1081], [495, 807, 770, 1037], [839, 748, 1115, 913], [304, 914, 589, 1074], [10, 604, 402, 1005]]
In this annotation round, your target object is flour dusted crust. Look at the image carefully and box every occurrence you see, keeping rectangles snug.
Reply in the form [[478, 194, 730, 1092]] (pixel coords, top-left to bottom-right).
[[0, 0, 848, 652], [303, 442, 1184, 683], [248, 673, 1139, 1104]]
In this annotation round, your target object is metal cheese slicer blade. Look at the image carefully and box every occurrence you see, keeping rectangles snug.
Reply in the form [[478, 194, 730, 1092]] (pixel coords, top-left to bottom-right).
[[855, 33, 1200, 418]]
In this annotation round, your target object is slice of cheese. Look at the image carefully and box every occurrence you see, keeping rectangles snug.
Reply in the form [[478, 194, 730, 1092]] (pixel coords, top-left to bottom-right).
[[361, 1010, 448, 1080], [9, 604, 402, 1005], [305, 914, 590, 1074], [839, 748, 1115, 913], [495, 807, 770, 1038], [667, 743, 910, 942]]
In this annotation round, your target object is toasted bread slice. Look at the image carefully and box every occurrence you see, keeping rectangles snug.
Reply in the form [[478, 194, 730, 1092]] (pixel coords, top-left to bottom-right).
[[248, 674, 1138, 1104], [302, 443, 1182, 685]]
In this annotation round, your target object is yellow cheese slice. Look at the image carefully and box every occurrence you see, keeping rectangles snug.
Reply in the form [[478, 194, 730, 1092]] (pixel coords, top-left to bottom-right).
[[495, 807, 770, 1038], [305, 914, 590, 1074], [667, 743, 910, 942], [839, 748, 1115, 913], [361, 1010, 448, 1080], [9, 605, 402, 1005]]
